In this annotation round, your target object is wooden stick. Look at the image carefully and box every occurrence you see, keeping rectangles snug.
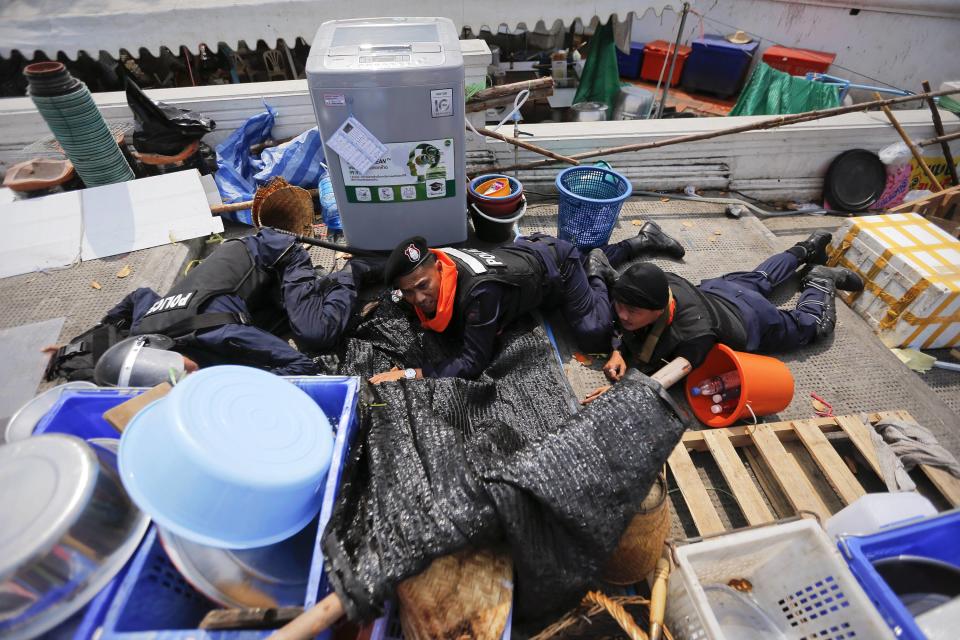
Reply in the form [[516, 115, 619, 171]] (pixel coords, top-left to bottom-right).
[[916, 131, 960, 148], [875, 91, 942, 192], [470, 126, 580, 166], [466, 88, 554, 113], [267, 593, 344, 640], [494, 87, 960, 173], [210, 188, 319, 215], [921, 80, 959, 186], [467, 77, 554, 105], [648, 556, 670, 640]]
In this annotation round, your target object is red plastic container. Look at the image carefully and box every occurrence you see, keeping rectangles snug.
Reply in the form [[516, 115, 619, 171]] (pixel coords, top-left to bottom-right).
[[761, 45, 836, 76], [640, 40, 692, 87]]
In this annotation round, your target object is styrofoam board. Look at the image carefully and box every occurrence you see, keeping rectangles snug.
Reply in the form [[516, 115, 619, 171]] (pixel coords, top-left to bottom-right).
[[0, 171, 222, 279]]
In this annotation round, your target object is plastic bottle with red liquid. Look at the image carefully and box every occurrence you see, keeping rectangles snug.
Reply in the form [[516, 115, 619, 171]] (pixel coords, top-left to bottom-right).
[[690, 370, 741, 397]]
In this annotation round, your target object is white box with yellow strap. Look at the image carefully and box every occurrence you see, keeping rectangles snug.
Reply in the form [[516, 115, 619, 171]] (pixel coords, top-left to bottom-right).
[[828, 213, 960, 349]]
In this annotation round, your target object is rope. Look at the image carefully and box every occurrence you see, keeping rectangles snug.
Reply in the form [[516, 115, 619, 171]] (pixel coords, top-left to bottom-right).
[[582, 591, 649, 640]]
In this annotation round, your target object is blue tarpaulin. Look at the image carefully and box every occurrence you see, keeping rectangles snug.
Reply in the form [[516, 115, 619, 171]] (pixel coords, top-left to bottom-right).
[[214, 105, 326, 224]]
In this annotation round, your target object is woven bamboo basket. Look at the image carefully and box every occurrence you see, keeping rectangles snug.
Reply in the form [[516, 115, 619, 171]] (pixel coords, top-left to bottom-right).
[[532, 591, 673, 640], [396, 548, 512, 640], [252, 177, 316, 237], [603, 473, 670, 585]]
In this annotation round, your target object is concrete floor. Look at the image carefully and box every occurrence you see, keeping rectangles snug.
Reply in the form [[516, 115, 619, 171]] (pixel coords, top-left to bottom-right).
[[518, 198, 960, 458]]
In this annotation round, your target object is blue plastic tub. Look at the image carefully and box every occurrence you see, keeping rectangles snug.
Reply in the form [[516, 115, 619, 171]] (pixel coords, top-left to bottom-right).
[[97, 375, 360, 640], [681, 34, 758, 98], [839, 509, 960, 639], [616, 43, 644, 79], [556, 165, 632, 249]]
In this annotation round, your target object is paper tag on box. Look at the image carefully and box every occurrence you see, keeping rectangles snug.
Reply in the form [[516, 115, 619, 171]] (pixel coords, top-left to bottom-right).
[[325, 116, 387, 175]]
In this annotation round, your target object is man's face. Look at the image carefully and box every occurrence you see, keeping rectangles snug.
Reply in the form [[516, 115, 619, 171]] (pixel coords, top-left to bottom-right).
[[396, 259, 442, 317], [614, 300, 663, 332]]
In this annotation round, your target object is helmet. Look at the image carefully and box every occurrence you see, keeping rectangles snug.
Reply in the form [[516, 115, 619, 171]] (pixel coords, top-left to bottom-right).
[[94, 334, 184, 387]]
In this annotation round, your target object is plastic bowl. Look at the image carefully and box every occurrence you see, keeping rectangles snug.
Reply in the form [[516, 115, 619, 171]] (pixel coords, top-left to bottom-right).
[[119, 366, 334, 549]]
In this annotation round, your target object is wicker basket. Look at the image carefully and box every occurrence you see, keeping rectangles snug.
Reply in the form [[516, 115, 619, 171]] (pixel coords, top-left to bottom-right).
[[532, 591, 673, 640], [603, 473, 670, 585], [396, 548, 512, 640], [252, 177, 316, 237]]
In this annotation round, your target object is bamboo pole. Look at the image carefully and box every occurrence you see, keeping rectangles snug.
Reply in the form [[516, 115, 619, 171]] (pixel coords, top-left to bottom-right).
[[492, 87, 960, 173], [921, 80, 959, 186], [467, 77, 554, 105], [466, 88, 554, 113], [268, 593, 344, 640], [469, 125, 580, 166], [875, 91, 942, 192], [917, 130, 960, 148]]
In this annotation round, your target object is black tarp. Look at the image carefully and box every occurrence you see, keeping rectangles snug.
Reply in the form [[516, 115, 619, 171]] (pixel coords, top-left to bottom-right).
[[322, 300, 687, 622]]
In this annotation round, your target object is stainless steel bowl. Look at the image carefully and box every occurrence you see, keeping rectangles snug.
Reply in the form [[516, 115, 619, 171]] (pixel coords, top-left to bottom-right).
[[612, 86, 654, 120], [0, 434, 150, 640], [157, 517, 318, 609], [569, 101, 609, 122], [3, 381, 98, 443]]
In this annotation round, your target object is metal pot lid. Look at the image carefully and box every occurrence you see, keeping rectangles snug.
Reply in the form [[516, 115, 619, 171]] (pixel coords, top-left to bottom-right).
[[0, 435, 98, 578], [3, 382, 98, 444], [571, 101, 608, 112]]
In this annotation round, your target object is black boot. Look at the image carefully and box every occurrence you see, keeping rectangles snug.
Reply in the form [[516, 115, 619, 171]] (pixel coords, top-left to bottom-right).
[[586, 249, 618, 287], [800, 265, 864, 338], [791, 230, 833, 265], [347, 256, 386, 287], [624, 221, 685, 259]]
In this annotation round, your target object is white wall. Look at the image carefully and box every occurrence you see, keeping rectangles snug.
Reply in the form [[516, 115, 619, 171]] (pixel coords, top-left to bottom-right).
[[630, 0, 960, 96]]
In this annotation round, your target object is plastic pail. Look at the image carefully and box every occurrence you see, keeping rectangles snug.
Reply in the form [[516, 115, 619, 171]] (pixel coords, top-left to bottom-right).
[[685, 344, 794, 428]]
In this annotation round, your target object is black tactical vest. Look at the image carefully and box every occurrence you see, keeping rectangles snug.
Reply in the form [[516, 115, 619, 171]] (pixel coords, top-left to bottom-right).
[[440, 246, 545, 332], [134, 239, 283, 339], [621, 273, 723, 367]]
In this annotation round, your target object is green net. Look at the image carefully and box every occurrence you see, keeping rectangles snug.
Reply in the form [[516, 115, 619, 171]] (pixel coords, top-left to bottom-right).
[[572, 19, 622, 117], [730, 62, 841, 116]]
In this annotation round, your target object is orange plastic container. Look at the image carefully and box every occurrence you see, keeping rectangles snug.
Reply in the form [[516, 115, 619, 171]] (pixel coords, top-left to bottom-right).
[[685, 344, 795, 428], [640, 40, 692, 87], [761, 45, 836, 76]]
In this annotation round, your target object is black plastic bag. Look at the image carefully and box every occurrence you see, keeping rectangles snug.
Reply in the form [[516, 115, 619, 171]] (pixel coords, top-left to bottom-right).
[[125, 78, 215, 155]]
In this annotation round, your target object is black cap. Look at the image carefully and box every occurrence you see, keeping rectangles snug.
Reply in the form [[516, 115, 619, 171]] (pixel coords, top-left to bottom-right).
[[612, 262, 669, 309], [384, 236, 431, 285]]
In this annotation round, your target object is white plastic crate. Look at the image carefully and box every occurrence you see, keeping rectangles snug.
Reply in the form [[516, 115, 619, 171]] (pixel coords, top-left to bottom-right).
[[665, 519, 892, 640]]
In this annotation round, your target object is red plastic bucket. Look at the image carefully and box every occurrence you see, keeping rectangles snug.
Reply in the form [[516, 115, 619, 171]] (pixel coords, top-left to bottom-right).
[[685, 344, 795, 428]]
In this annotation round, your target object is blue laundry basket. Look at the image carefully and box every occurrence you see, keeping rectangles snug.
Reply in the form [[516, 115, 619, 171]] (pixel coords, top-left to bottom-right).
[[556, 165, 632, 248]]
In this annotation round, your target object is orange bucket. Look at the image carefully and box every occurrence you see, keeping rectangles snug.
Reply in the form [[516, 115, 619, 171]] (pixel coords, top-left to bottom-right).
[[684, 344, 794, 428]]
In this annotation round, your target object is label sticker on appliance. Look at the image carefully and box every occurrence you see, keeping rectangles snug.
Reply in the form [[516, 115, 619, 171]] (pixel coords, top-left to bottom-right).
[[324, 116, 387, 175], [430, 88, 454, 117], [323, 93, 346, 106], [339, 138, 456, 203]]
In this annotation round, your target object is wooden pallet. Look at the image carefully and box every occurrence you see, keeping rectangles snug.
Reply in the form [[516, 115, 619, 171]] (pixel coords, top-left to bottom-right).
[[667, 410, 960, 536], [889, 184, 960, 237]]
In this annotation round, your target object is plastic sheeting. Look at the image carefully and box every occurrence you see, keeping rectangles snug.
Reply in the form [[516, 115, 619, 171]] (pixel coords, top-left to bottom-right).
[[0, 1, 660, 58], [322, 301, 688, 623], [729, 62, 841, 116], [214, 106, 325, 225]]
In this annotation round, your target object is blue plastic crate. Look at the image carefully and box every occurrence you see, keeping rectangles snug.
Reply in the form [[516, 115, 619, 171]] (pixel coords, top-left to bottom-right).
[[681, 34, 758, 98], [98, 375, 360, 640], [839, 509, 960, 639], [616, 43, 644, 79], [34, 388, 144, 441]]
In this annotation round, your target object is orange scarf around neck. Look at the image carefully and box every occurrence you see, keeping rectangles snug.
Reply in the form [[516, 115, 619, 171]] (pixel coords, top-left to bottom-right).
[[414, 249, 458, 332]]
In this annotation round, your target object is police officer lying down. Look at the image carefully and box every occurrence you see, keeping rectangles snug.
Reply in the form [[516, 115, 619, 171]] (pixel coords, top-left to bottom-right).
[[368, 222, 685, 383], [583, 230, 864, 403], [48, 228, 379, 387]]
